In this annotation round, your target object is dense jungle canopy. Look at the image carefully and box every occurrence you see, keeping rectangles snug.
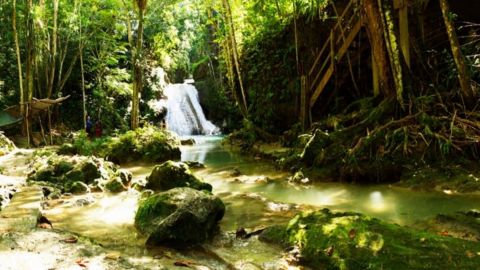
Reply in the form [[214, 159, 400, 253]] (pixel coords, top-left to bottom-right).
[[1, 0, 480, 269]]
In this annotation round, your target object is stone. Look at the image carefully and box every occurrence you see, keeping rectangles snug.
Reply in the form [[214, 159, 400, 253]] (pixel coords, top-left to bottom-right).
[[180, 138, 196, 145], [145, 161, 212, 192], [66, 181, 89, 194], [134, 187, 225, 247], [260, 209, 480, 269], [104, 177, 127, 193]]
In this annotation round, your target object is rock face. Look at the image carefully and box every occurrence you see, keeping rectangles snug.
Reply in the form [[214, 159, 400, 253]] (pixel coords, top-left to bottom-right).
[[134, 187, 225, 246], [28, 152, 131, 194], [260, 209, 480, 269], [0, 133, 15, 156], [145, 161, 212, 192]]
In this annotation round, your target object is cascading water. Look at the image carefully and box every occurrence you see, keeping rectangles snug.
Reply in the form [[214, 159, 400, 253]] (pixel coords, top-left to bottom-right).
[[148, 67, 220, 136], [163, 83, 220, 136]]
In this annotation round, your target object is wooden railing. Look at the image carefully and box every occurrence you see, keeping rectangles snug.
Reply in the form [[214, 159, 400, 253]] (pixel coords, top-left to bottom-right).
[[304, 0, 364, 109]]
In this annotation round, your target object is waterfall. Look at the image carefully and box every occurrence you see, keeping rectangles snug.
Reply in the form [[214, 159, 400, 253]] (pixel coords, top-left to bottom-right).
[[164, 83, 220, 136], [147, 67, 220, 136]]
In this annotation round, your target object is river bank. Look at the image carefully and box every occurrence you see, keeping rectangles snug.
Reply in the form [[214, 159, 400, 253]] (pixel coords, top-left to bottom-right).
[[1, 135, 480, 269]]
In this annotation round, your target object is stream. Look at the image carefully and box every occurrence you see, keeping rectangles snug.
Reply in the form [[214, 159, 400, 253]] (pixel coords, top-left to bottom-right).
[[43, 136, 480, 269]]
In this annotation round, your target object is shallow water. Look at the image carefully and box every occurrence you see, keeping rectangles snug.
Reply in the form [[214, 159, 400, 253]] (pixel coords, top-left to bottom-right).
[[44, 136, 480, 268]]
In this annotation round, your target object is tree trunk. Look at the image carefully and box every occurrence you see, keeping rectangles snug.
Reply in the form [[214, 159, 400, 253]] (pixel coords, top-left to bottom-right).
[[439, 0, 473, 98], [378, 0, 403, 104], [47, 0, 59, 98], [79, 0, 87, 130], [222, 0, 248, 118], [12, 0, 24, 116], [131, 0, 147, 130], [362, 0, 395, 99]]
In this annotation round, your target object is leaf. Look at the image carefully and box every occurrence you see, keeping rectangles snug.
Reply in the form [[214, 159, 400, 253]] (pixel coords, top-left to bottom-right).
[[61, 236, 78, 243]]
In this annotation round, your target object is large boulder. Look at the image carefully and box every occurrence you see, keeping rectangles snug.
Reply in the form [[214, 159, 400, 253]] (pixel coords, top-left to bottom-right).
[[145, 161, 212, 192], [28, 153, 131, 194], [260, 209, 480, 269], [134, 187, 225, 247], [105, 126, 181, 164]]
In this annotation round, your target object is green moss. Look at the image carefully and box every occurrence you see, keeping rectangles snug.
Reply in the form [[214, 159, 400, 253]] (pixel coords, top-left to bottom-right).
[[134, 192, 180, 234], [104, 178, 126, 193], [262, 209, 480, 269], [145, 161, 212, 192], [66, 181, 89, 194], [63, 126, 181, 164]]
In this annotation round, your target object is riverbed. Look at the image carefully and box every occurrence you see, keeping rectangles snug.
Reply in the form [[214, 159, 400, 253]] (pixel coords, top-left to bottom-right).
[[41, 136, 480, 269]]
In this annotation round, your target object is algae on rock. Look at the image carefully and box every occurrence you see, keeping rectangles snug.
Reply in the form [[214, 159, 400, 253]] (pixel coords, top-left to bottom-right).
[[145, 161, 212, 192], [134, 187, 225, 247], [260, 208, 480, 269]]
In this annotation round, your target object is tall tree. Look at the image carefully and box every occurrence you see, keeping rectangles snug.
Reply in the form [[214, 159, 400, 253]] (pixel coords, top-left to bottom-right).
[[439, 0, 474, 98], [222, 0, 248, 118], [362, 0, 395, 99], [131, 0, 148, 130], [12, 0, 24, 115]]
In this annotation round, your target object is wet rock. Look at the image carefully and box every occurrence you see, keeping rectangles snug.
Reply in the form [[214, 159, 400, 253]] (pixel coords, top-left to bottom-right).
[[118, 169, 133, 185], [228, 168, 242, 177], [289, 170, 310, 184], [260, 208, 480, 269], [180, 138, 196, 145], [145, 161, 212, 192], [104, 177, 127, 193], [28, 153, 132, 195], [184, 161, 205, 169], [104, 126, 181, 164], [134, 187, 225, 247], [66, 181, 89, 194], [425, 211, 480, 241]]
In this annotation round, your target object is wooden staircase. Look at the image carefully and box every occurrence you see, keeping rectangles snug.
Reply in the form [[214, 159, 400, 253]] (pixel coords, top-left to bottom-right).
[[301, 0, 364, 125]]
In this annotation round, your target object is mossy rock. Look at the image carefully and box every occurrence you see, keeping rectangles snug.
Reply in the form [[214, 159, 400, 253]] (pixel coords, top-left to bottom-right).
[[66, 181, 89, 194], [145, 161, 212, 192], [260, 209, 480, 269], [80, 160, 101, 184], [28, 153, 131, 195], [134, 187, 225, 247], [104, 177, 127, 193], [105, 126, 181, 164], [65, 169, 85, 183]]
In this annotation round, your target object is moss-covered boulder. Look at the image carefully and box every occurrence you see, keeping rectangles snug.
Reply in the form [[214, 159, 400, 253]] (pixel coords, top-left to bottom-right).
[[59, 126, 181, 164], [134, 187, 225, 247], [105, 126, 181, 164], [145, 161, 212, 192], [28, 153, 132, 194], [260, 209, 480, 269], [0, 133, 15, 156]]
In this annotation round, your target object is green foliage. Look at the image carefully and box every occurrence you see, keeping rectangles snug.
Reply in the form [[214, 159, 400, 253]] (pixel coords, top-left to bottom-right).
[[64, 125, 181, 164]]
